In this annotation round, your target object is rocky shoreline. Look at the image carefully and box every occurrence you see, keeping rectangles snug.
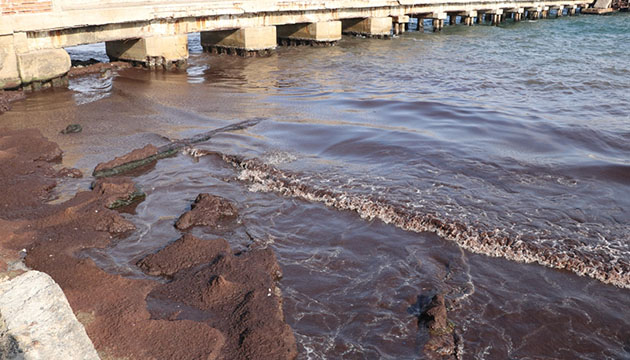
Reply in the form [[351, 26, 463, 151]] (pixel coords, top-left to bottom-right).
[[0, 128, 297, 359]]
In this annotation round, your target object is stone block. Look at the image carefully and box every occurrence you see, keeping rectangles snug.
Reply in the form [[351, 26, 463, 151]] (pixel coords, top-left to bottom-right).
[[17, 48, 70, 84], [0, 271, 99, 360], [0, 35, 21, 89], [342, 17, 392, 37], [201, 26, 277, 51], [277, 21, 341, 42], [392, 15, 410, 23], [106, 34, 188, 66]]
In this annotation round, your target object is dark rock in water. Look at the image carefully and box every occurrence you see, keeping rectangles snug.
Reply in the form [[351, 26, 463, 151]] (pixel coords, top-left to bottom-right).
[[0, 90, 26, 115], [91, 177, 145, 209], [137, 234, 231, 277], [92, 144, 159, 177], [143, 234, 296, 359], [418, 294, 457, 359], [60, 124, 82, 134], [57, 167, 83, 178], [71, 58, 100, 67], [93, 211, 135, 234], [175, 193, 238, 231]]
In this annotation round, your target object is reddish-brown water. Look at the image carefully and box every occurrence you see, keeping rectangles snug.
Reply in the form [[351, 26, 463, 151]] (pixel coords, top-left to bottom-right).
[[2, 14, 629, 359]]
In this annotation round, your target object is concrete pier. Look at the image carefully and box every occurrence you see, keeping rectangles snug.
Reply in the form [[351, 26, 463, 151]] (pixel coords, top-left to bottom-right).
[[0, 0, 595, 89], [201, 27, 277, 56], [0, 33, 70, 90], [391, 16, 410, 35], [106, 35, 188, 69], [278, 22, 342, 46], [342, 18, 393, 38]]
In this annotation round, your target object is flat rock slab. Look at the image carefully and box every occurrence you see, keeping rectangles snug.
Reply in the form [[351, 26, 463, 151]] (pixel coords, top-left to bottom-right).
[[0, 271, 99, 360]]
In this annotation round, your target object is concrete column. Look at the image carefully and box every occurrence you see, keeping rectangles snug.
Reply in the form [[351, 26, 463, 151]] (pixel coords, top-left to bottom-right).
[[391, 16, 410, 34], [569, 6, 577, 15], [342, 17, 392, 38], [201, 27, 277, 56], [1, 32, 70, 90], [557, 6, 565, 17], [0, 35, 21, 89], [106, 35, 188, 68], [277, 21, 341, 46], [449, 15, 456, 25], [432, 19, 445, 32], [476, 14, 483, 24], [416, 17, 425, 30]]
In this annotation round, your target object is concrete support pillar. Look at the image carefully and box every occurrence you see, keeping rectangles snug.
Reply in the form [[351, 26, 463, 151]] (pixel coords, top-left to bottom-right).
[[431, 13, 446, 32], [432, 19, 444, 32], [342, 17, 392, 38], [476, 14, 483, 24], [201, 27, 276, 56], [416, 17, 425, 30], [391, 16, 410, 34], [557, 6, 565, 17], [277, 21, 341, 46], [449, 15, 456, 25], [1, 33, 70, 90], [106, 35, 188, 69], [569, 6, 577, 15], [542, 7, 549, 18], [0, 35, 21, 89]]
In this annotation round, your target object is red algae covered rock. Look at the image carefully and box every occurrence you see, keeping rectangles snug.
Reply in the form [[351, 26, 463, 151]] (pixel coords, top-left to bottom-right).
[[93, 144, 159, 177], [420, 294, 457, 359], [137, 234, 230, 277], [175, 193, 238, 231], [142, 234, 296, 359], [91, 177, 145, 209]]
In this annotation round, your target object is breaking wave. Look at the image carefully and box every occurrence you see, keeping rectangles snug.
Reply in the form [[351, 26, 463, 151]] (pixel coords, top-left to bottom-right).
[[217, 153, 630, 289]]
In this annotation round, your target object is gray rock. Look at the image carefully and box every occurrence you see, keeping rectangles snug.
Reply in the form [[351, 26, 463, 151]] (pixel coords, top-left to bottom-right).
[[0, 271, 99, 360]]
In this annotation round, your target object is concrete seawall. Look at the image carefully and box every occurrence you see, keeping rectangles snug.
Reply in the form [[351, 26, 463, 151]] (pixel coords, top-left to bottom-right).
[[1, 0, 591, 89]]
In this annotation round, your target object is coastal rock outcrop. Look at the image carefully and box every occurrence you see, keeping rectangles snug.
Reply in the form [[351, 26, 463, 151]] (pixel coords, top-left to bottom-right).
[[419, 294, 457, 359], [140, 234, 296, 359], [175, 193, 238, 231]]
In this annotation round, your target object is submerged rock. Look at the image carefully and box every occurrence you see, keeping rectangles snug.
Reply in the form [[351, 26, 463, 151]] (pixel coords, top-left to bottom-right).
[[60, 124, 82, 134], [138, 234, 230, 277], [175, 193, 238, 231], [419, 294, 457, 359], [91, 177, 145, 209], [93, 144, 159, 177], [141, 234, 296, 359], [0, 271, 99, 360]]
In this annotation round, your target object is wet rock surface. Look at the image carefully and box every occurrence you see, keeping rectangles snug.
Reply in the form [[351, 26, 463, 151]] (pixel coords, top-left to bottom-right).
[[419, 294, 458, 359], [92, 177, 145, 209], [175, 193, 238, 231], [93, 144, 159, 176], [0, 129, 297, 359], [68, 61, 131, 78], [143, 234, 296, 359], [138, 234, 230, 277], [0, 91, 25, 115], [60, 124, 82, 134]]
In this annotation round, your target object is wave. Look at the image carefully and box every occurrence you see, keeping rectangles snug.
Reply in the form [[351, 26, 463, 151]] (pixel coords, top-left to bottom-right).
[[215, 153, 630, 289]]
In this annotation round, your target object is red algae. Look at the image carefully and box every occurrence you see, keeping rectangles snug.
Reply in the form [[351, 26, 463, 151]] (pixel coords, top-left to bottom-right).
[[0, 128, 297, 359]]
